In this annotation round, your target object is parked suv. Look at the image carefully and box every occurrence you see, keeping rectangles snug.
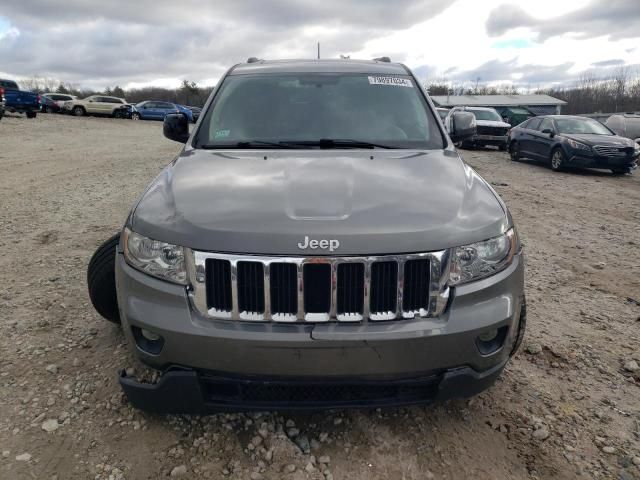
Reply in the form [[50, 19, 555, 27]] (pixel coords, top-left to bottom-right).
[[443, 106, 511, 150], [40, 93, 77, 113], [87, 58, 526, 412], [63, 95, 127, 117]]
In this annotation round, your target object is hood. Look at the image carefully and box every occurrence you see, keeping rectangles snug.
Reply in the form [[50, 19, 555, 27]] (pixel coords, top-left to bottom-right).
[[475, 120, 511, 128], [131, 149, 509, 255], [561, 133, 635, 147]]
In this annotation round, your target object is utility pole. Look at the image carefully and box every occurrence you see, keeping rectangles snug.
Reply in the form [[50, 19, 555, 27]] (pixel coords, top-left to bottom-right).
[[317, 42, 320, 59]]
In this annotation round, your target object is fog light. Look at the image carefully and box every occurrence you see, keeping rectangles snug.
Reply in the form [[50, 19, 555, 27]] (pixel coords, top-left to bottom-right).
[[476, 326, 508, 355], [141, 329, 161, 341], [478, 329, 498, 342], [131, 326, 164, 355]]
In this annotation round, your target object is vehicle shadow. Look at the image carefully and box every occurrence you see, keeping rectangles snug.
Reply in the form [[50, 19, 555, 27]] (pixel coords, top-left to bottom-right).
[[515, 157, 628, 177]]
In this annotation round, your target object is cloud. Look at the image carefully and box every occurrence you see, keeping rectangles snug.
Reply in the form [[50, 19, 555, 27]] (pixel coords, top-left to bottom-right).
[[0, 0, 451, 88], [443, 58, 575, 86], [421, 56, 640, 90], [486, 0, 640, 41], [591, 59, 625, 67]]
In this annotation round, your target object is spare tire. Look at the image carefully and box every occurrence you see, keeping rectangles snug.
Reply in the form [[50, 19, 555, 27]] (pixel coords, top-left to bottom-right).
[[87, 233, 121, 323]]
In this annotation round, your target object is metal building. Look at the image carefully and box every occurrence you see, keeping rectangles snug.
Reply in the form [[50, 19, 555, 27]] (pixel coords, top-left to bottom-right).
[[430, 94, 567, 115]]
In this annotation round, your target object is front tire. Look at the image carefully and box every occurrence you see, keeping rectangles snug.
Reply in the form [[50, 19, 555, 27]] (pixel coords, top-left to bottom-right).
[[73, 106, 85, 117], [510, 298, 527, 357], [550, 147, 565, 171], [131, 112, 141, 121], [87, 234, 121, 324], [509, 142, 520, 161]]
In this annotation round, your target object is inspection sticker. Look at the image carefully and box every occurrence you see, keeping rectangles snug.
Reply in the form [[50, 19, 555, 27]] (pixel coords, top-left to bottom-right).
[[368, 76, 413, 87], [215, 129, 230, 139]]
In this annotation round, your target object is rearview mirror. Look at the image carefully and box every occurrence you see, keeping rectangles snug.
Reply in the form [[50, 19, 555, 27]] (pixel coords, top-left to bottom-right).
[[450, 111, 476, 143], [163, 114, 190, 143], [541, 128, 555, 137]]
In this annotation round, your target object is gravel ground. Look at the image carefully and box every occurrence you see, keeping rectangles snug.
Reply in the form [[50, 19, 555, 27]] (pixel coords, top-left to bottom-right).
[[0, 113, 639, 480]]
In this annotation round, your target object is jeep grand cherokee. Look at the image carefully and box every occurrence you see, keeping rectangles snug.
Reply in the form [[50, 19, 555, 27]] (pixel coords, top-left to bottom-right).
[[88, 58, 526, 412]]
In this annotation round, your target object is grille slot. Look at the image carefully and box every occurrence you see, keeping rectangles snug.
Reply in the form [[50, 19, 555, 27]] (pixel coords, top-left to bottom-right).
[[237, 262, 264, 316], [593, 145, 628, 157], [303, 264, 331, 316], [337, 263, 365, 317], [205, 259, 232, 313], [270, 263, 297, 315], [477, 126, 508, 136], [403, 259, 430, 314], [370, 261, 398, 318]]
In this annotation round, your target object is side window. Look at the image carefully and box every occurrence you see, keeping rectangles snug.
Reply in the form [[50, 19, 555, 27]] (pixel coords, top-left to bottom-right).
[[538, 118, 553, 132], [91, 96, 104, 102], [527, 118, 542, 131]]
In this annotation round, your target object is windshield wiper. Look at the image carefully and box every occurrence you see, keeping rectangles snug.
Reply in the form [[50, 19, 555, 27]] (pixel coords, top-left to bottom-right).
[[199, 140, 301, 149], [285, 138, 394, 149], [199, 138, 395, 149]]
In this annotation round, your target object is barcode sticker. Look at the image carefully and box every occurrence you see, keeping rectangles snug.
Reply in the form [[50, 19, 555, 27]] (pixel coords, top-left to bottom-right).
[[368, 76, 413, 87]]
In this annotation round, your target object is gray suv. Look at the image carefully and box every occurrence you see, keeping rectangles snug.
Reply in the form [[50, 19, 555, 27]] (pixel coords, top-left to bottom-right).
[[88, 58, 526, 412]]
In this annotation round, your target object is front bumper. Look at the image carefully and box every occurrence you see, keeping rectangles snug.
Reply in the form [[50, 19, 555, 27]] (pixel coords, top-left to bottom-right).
[[472, 134, 508, 146], [567, 152, 638, 170], [119, 360, 507, 413], [115, 251, 525, 411]]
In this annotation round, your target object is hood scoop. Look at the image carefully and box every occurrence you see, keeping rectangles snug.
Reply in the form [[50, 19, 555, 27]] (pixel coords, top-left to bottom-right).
[[285, 158, 354, 220]]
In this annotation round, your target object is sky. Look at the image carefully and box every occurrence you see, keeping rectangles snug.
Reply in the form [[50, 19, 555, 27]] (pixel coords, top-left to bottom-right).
[[0, 0, 639, 91]]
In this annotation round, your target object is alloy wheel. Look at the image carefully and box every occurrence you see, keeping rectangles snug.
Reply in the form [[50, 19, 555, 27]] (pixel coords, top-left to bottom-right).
[[551, 150, 563, 170]]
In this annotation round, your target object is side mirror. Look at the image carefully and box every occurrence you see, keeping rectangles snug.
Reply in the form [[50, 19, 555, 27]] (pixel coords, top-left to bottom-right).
[[541, 128, 555, 137], [163, 113, 190, 143], [450, 111, 476, 143]]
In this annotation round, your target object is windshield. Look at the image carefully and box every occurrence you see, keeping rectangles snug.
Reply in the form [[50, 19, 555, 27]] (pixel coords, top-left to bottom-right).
[[555, 117, 612, 135], [468, 109, 502, 122], [195, 73, 444, 149]]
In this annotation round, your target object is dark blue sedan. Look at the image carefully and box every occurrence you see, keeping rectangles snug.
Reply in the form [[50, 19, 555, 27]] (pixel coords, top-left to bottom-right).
[[130, 101, 194, 122], [508, 115, 639, 174]]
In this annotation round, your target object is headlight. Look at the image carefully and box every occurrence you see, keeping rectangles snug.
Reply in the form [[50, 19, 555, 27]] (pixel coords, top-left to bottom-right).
[[634, 142, 640, 152], [123, 228, 187, 284], [567, 139, 591, 151], [449, 228, 518, 286]]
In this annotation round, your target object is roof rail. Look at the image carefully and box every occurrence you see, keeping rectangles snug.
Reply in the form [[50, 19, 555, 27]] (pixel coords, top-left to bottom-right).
[[246, 57, 262, 63], [373, 56, 391, 63]]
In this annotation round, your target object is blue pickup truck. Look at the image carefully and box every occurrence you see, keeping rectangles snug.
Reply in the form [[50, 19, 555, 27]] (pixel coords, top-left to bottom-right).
[[0, 79, 40, 118]]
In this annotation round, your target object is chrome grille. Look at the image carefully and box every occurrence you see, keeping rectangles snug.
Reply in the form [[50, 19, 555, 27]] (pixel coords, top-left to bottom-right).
[[187, 250, 450, 323], [593, 145, 629, 157]]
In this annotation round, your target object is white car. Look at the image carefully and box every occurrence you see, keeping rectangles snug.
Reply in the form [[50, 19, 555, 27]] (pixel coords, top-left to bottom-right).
[[605, 113, 640, 144], [62, 95, 127, 117]]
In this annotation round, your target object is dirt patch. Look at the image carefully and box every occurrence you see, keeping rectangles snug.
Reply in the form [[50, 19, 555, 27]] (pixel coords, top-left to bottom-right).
[[0, 114, 639, 479]]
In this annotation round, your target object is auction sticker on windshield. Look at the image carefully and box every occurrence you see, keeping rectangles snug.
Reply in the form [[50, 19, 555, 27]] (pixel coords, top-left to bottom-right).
[[368, 76, 413, 87]]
